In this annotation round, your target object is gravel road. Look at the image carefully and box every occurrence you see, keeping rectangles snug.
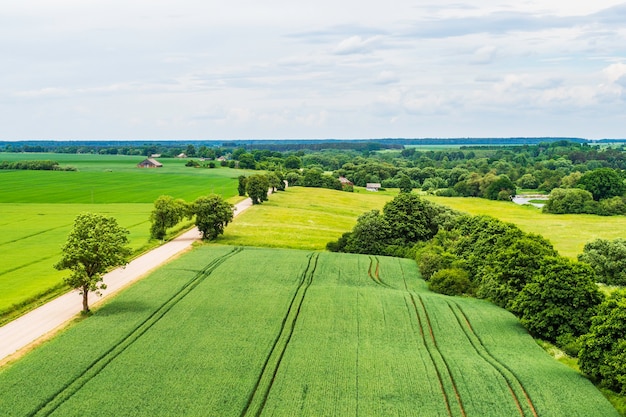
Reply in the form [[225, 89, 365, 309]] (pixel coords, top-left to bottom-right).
[[0, 197, 254, 364]]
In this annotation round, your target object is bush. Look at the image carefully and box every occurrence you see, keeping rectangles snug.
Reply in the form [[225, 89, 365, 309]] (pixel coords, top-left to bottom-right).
[[434, 188, 459, 197], [579, 290, 626, 393], [542, 188, 594, 214], [429, 268, 473, 296]]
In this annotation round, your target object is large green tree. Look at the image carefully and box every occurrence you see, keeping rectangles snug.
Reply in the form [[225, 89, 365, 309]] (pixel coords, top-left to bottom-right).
[[542, 188, 594, 214], [150, 195, 188, 239], [192, 194, 234, 240], [577, 168, 625, 201], [578, 238, 626, 285], [511, 256, 603, 342], [579, 290, 626, 394], [343, 210, 391, 254], [246, 174, 269, 204], [397, 174, 413, 193], [382, 193, 439, 245], [477, 234, 557, 309], [55, 213, 130, 313], [237, 175, 247, 197]]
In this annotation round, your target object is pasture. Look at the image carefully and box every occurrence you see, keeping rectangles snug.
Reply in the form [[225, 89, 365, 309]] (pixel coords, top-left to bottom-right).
[[0, 153, 244, 318], [0, 246, 616, 416], [221, 187, 393, 249], [425, 196, 626, 258]]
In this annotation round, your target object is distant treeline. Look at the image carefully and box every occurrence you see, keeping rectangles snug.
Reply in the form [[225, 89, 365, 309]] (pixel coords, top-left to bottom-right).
[[0, 160, 76, 171], [2, 137, 621, 155]]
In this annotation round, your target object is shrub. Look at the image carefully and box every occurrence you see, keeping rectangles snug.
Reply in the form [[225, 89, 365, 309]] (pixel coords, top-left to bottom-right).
[[429, 268, 473, 296]]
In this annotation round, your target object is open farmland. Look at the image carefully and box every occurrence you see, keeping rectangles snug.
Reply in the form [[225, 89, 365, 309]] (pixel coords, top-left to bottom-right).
[[0, 246, 617, 416], [0, 153, 243, 318], [425, 196, 626, 258], [220, 187, 394, 249]]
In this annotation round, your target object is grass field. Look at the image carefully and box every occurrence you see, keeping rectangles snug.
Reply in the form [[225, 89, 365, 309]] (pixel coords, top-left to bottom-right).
[[220, 186, 625, 258], [220, 187, 394, 249], [0, 153, 245, 318], [0, 246, 616, 416], [425, 196, 626, 258]]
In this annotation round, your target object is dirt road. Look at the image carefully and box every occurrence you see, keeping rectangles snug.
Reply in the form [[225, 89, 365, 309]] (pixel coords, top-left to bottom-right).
[[0, 197, 254, 364]]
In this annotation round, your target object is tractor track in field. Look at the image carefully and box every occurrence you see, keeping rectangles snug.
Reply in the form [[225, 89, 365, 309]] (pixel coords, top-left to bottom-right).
[[367, 257, 392, 289], [26, 247, 242, 417], [448, 301, 538, 417], [398, 267, 463, 417], [0, 224, 73, 247], [240, 252, 319, 417], [0, 255, 58, 277], [414, 294, 467, 417]]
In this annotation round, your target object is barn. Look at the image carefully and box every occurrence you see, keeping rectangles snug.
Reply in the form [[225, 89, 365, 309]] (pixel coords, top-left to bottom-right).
[[137, 158, 163, 168]]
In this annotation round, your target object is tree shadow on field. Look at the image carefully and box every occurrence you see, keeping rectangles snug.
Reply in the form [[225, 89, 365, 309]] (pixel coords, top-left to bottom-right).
[[96, 300, 153, 316]]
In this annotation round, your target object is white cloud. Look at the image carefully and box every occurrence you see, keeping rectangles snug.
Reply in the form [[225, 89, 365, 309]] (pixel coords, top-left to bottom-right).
[[2, 0, 626, 139], [333, 36, 380, 55]]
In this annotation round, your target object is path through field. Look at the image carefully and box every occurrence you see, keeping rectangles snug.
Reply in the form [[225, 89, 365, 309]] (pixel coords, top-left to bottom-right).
[[0, 197, 254, 364]]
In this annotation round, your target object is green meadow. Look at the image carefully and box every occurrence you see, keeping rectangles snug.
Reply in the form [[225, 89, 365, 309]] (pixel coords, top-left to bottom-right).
[[220, 187, 394, 250], [425, 196, 626, 259], [0, 153, 245, 318], [0, 247, 616, 416]]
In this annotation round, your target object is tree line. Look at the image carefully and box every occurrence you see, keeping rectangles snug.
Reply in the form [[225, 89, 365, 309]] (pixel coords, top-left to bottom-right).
[[327, 192, 626, 395]]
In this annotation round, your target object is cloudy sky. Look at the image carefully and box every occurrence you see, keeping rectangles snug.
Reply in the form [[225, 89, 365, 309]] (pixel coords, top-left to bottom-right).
[[2, 1, 626, 140]]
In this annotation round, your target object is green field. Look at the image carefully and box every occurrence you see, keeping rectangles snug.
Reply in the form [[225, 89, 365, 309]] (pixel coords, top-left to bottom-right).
[[425, 196, 626, 258], [220, 187, 394, 249], [0, 246, 616, 416], [0, 153, 245, 317]]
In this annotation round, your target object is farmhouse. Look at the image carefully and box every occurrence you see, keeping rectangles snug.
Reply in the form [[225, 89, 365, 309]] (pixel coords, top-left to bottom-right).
[[137, 158, 163, 168], [339, 177, 353, 186], [366, 183, 381, 191]]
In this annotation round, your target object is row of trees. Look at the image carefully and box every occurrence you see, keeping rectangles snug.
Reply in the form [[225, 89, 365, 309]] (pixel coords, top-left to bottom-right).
[[327, 192, 626, 393], [150, 195, 234, 240], [0, 160, 75, 171], [55, 193, 236, 313], [542, 168, 626, 215]]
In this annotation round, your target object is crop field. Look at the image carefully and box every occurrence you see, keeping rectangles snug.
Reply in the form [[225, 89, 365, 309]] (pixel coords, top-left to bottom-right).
[[425, 196, 626, 259], [0, 153, 244, 317], [0, 246, 617, 416], [0, 153, 241, 203]]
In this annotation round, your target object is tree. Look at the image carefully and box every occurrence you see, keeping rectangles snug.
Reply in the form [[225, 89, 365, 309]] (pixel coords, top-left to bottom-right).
[[477, 234, 557, 309], [55, 213, 130, 313], [382, 193, 439, 245], [542, 188, 594, 214], [343, 210, 391, 254], [577, 168, 625, 201], [579, 290, 626, 393], [238, 153, 256, 170], [516, 173, 539, 189], [578, 238, 626, 285], [398, 174, 413, 193], [429, 268, 473, 296], [267, 172, 281, 193], [238, 175, 247, 197], [511, 256, 603, 342], [192, 194, 234, 240], [150, 195, 188, 239], [484, 175, 516, 200], [246, 174, 269, 204], [284, 155, 302, 169]]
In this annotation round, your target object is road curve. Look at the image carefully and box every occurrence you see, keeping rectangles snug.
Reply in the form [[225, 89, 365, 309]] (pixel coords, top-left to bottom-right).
[[0, 197, 255, 364]]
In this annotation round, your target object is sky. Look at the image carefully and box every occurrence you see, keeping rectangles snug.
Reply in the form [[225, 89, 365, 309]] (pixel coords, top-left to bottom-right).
[[2, 1, 626, 140]]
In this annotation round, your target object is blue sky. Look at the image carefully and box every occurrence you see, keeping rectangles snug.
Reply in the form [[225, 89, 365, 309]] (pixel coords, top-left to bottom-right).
[[2, 1, 626, 140]]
